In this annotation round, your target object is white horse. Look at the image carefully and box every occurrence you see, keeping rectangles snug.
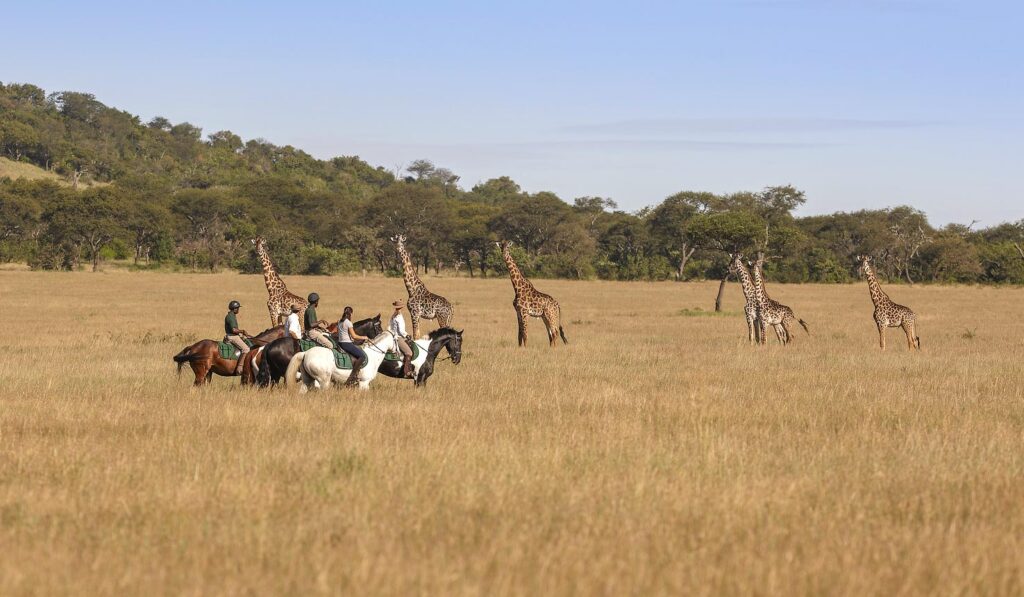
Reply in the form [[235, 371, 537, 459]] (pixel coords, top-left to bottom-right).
[[284, 331, 394, 391]]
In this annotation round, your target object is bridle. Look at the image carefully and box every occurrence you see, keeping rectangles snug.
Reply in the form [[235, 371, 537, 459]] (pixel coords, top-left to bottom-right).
[[361, 330, 395, 355]]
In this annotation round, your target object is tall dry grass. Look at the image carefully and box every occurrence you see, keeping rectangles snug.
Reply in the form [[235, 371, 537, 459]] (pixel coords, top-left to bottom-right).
[[1, 270, 1023, 596]]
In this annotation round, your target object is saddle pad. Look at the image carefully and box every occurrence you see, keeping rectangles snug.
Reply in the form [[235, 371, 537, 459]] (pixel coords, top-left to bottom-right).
[[218, 338, 254, 359], [384, 342, 420, 362], [218, 342, 240, 359], [297, 340, 353, 369]]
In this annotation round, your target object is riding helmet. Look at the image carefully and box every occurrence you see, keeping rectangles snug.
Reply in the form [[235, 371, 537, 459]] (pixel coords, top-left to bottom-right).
[[228, 300, 241, 310], [308, 292, 320, 303]]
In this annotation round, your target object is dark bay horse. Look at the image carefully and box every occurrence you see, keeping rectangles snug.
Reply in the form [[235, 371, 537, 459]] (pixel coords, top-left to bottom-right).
[[173, 326, 287, 386], [255, 315, 383, 387], [376, 327, 463, 387]]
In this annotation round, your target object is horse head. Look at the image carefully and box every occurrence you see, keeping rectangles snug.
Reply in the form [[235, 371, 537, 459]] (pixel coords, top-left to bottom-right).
[[429, 327, 463, 364]]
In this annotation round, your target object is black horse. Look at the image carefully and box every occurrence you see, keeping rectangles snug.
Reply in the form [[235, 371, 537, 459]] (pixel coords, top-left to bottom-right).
[[376, 327, 463, 387], [255, 315, 383, 387]]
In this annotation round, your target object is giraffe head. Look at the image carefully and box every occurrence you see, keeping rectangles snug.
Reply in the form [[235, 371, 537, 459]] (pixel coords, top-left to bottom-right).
[[728, 253, 745, 274], [856, 255, 874, 277], [251, 236, 268, 253], [390, 234, 407, 248]]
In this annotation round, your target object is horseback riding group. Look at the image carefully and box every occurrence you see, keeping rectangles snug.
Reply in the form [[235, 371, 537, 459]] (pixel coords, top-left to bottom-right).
[[174, 291, 463, 390]]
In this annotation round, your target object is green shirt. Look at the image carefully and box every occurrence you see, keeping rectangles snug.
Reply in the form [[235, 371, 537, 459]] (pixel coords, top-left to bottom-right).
[[304, 305, 318, 330], [225, 312, 239, 336]]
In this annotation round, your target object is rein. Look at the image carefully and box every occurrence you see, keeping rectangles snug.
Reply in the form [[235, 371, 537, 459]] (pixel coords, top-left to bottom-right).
[[362, 331, 394, 355]]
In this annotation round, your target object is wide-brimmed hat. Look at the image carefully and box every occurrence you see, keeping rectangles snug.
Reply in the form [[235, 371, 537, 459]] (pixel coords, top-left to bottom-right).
[[392, 299, 406, 308]]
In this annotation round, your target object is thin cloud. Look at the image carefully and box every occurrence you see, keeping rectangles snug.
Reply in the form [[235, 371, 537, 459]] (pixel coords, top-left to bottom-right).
[[560, 117, 940, 136]]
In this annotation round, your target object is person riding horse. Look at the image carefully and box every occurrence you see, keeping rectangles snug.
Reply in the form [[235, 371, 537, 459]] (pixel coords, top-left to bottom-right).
[[337, 306, 369, 387], [390, 299, 415, 379], [224, 300, 250, 375], [285, 303, 302, 343], [304, 292, 334, 348]]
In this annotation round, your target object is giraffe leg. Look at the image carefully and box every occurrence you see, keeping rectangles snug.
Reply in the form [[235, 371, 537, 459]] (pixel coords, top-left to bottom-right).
[[902, 321, 918, 351], [782, 322, 793, 345], [411, 312, 420, 339], [877, 323, 886, 351], [758, 318, 767, 345], [516, 310, 527, 347], [773, 324, 786, 345], [542, 310, 558, 347], [746, 314, 755, 343]]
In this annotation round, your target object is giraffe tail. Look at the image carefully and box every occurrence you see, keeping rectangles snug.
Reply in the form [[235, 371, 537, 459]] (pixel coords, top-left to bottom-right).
[[798, 319, 810, 335]]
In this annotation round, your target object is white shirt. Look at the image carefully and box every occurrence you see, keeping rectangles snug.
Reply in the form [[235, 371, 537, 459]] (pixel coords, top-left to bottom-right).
[[338, 319, 355, 343], [390, 312, 408, 338], [285, 312, 302, 340]]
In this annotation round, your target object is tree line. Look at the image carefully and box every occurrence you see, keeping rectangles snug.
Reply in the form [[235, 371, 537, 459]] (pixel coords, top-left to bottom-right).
[[3, 81, 1024, 285]]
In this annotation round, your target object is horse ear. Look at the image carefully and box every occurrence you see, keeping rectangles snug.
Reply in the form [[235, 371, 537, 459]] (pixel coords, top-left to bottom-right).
[[457, 329, 463, 335], [375, 313, 381, 321]]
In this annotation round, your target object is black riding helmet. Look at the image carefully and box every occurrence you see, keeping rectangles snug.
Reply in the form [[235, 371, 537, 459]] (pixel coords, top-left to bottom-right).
[[308, 292, 319, 303], [228, 300, 241, 310]]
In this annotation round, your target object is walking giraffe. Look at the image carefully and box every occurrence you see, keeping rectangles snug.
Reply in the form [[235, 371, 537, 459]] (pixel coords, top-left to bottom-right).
[[497, 241, 568, 347], [749, 253, 809, 345], [857, 255, 921, 351], [729, 253, 761, 344], [251, 236, 309, 327], [390, 235, 454, 338]]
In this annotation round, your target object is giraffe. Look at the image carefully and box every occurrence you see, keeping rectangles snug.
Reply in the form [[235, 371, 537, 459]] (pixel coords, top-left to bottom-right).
[[857, 255, 921, 351], [497, 241, 568, 347], [390, 235, 454, 338], [749, 253, 809, 345], [728, 253, 761, 344], [251, 236, 309, 328]]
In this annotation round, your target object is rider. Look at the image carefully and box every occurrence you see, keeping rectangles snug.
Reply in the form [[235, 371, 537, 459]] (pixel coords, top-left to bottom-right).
[[390, 299, 415, 379], [337, 306, 369, 387], [304, 292, 333, 348], [285, 303, 302, 343], [224, 300, 250, 375]]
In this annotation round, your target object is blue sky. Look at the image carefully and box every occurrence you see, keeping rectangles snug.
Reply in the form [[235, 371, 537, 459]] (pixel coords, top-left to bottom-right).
[[5, 0, 1022, 224]]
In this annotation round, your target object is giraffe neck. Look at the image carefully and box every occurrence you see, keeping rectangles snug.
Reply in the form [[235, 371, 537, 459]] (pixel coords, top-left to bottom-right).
[[257, 244, 285, 292], [750, 261, 769, 306], [734, 261, 757, 301], [397, 242, 425, 294], [864, 264, 889, 306], [502, 248, 532, 293]]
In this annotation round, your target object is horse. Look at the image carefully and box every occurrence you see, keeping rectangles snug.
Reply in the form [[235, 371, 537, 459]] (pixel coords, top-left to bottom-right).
[[172, 325, 286, 386], [254, 315, 383, 387], [285, 331, 395, 391], [376, 327, 463, 387]]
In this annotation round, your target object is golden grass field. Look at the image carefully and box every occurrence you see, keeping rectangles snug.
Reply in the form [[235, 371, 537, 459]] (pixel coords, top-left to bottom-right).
[[2, 270, 1024, 595]]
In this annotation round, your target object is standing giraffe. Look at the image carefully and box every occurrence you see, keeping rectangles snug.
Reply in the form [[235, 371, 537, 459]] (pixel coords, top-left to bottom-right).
[[497, 241, 568, 347], [251, 236, 309, 327], [390, 235, 454, 338], [749, 253, 809, 345], [729, 253, 761, 344], [857, 255, 921, 351]]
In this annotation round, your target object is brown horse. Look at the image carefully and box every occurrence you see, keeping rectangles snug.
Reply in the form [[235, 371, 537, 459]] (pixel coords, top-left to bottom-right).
[[173, 326, 287, 386]]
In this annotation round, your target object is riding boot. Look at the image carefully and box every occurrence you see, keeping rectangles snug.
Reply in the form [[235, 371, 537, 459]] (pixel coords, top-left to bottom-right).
[[344, 357, 365, 387], [233, 357, 245, 376], [401, 355, 414, 379]]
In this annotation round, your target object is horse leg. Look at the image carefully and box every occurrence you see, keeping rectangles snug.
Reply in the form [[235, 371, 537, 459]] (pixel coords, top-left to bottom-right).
[[191, 361, 205, 386]]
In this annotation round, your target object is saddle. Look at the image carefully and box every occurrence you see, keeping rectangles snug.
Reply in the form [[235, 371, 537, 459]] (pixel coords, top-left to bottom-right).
[[298, 339, 352, 370], [383, 342, 420, 362], [217, 338, 254, 359]]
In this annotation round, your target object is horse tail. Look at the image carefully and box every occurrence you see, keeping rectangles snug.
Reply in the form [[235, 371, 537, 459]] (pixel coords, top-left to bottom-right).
[[173, 346, 199, 376], [798, 319, 810, 335], [285, 351, 305, 388]]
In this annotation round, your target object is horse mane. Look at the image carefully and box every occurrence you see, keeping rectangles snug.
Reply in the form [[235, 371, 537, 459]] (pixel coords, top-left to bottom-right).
[[253, 325, 283, 337], [428, 326, 460, 339]]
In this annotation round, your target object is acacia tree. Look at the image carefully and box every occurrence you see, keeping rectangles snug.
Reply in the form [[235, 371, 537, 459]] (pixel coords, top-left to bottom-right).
[[43, 187, 126, 271], [686, 210, 765, 311], [647, 191, 719, 280]]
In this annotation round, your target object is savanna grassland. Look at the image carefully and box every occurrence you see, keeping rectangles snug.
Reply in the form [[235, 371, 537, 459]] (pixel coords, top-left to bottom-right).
[[1, 270, 1024, 596]]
